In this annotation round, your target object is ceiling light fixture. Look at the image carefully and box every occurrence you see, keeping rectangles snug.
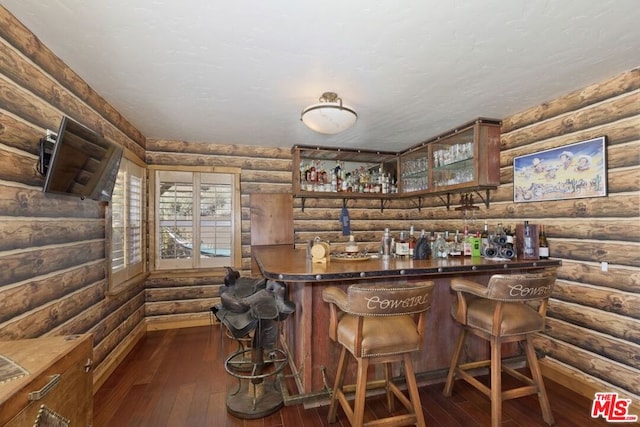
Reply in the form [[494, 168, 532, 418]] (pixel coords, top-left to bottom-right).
[[301, 92, 358, 134]]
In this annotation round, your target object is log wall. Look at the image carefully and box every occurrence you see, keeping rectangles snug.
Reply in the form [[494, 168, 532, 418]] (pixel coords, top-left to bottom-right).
[[0, 6, 147, 391], [501, 69, 640, 408], [0, 3, 638, 408]]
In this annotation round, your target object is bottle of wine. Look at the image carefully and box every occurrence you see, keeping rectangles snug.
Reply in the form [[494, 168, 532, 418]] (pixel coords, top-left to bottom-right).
[[463, 224, 472, 256], [408, 225, 417, 257], [538, 224, 550, 259], [480, 220, 489, 255]]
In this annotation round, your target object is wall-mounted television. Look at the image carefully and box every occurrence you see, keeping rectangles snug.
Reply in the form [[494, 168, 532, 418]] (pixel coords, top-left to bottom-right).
[[41, 116, 123, 202]]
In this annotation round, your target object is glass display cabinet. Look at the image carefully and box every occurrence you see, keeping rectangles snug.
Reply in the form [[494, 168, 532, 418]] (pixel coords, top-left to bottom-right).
[[398, 118, 501, 196], [399, 146, 430, 193], [291, 118, 501, 209]]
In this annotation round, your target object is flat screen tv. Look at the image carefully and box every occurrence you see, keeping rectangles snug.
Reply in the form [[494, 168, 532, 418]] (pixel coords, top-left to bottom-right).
[[42, 116, 123, 201]]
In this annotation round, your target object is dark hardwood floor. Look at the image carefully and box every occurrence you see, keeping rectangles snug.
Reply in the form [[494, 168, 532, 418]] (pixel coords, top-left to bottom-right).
[[93, 325, 613, 426]]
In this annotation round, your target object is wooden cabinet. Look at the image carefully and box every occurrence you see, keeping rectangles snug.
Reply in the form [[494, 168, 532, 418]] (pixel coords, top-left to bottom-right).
[[250, 193, 294, 274], [399, 118, 501, 196], [0, 334, 93, 427], [291, 118, 501, 207]]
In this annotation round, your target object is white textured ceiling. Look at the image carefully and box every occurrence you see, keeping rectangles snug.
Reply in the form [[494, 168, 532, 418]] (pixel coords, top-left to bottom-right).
[[2, 0, 639, 151]]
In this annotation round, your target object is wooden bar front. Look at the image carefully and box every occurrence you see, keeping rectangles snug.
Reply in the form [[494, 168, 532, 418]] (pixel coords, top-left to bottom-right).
[[251, 245, 561, 399]]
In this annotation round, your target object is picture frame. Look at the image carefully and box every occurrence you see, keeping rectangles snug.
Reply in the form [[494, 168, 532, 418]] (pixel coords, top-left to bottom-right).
[[513, 136, 607, 203]]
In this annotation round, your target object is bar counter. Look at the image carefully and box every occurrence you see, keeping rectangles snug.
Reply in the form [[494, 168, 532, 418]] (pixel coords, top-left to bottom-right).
[[252, 245, 560, 282], [251, 245, 561, 402]]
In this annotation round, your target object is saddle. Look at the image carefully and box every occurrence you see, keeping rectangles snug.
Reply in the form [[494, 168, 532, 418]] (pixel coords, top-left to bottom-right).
[[212, 268, 295, 347]]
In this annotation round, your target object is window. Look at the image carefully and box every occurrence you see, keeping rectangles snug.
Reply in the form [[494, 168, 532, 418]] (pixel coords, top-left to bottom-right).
[[151, 167, 241, 270], [110, 157, 145, 287]]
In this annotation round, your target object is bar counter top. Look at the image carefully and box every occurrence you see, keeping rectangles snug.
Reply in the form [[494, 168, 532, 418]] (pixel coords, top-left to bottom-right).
[[252, 244, 561, 283]]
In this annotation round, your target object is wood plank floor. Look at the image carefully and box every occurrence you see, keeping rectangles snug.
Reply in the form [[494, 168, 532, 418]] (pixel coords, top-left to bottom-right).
[[93, 325, 614, 426]]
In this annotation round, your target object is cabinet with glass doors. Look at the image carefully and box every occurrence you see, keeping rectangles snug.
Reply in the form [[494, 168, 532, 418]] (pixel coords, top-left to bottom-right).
[[398, 118, 501, 196]]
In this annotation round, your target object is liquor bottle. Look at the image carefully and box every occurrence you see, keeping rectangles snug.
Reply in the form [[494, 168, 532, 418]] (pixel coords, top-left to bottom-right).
[[480, 220, 489, 255], [413, 229, 429, 260], [462, 224, 472, 256], [428, 231, 437, 256], [449, 230, 462, 256], [538, 224, 550, 259], [408, 226, 417, 257], [395, 231, 409, 258], [434, 233, 449, 259], [523, 221, 535, 258]]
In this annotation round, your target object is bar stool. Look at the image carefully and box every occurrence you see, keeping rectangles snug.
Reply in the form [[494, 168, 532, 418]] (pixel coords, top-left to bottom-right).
[[443, 270, 557, 427], [322, 282, 435, 427]]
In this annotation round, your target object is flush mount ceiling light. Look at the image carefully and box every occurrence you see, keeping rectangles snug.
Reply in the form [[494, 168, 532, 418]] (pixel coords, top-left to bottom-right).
[[301, 92, 358, 134]]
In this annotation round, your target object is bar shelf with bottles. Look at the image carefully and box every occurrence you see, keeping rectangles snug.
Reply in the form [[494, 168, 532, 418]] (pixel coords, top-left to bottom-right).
[[292, 145, 399, 198], [291, 118, 501, 209]]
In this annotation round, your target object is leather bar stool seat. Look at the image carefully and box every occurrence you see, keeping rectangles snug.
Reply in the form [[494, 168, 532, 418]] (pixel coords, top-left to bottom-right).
[[323, 282, 435, 427], [463, 298, 545, 336], [337, 314, 423, 357], [443, 270, 557, 427]]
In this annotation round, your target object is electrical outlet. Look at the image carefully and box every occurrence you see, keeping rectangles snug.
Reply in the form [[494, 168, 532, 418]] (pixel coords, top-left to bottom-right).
[[601, 261, 608, 272]]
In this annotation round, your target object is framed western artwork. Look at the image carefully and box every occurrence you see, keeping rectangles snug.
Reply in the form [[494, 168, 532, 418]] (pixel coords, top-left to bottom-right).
[[513, 136, 607, 203]]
